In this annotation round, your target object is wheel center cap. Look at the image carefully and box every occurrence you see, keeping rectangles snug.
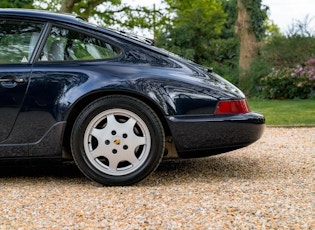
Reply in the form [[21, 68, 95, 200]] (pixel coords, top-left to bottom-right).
[[114, 139, 121, 145]]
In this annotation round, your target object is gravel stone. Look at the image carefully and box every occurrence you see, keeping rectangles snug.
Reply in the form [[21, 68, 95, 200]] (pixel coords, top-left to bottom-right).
[[0, 127, 314, 229]]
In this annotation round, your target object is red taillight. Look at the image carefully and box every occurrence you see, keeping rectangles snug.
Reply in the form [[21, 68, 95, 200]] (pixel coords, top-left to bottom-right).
[[214, 99, 250, 114]]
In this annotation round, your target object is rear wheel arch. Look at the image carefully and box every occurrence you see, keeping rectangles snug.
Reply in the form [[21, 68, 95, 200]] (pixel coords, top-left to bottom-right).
[[62, 91, 171, 159]]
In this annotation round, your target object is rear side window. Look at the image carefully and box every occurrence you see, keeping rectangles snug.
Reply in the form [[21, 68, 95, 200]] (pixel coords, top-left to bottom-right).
[[39, 26, 121, 62], [0, 20, 43, 64]]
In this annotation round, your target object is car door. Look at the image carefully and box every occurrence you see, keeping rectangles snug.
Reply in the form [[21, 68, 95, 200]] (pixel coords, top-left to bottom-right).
[[0, 19, 43, 155]]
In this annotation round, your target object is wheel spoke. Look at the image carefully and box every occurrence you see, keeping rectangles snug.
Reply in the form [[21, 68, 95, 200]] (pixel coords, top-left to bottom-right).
[[107, 155, 120, 170], [90, 145, 111, 159], [106, 113, 116, 123], [124, 117, 137, 132], [123, 151, 139, 165], [105, 113, 119, 130], [131, 135, 146, 147], [90, 127, 105, 140]]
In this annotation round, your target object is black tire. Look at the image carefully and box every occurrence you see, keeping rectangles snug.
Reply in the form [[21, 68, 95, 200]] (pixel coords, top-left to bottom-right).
[[70, 95, 165, 186]]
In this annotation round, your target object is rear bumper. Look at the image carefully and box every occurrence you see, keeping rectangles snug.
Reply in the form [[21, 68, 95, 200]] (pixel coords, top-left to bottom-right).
[[166, 112, 265, 158]]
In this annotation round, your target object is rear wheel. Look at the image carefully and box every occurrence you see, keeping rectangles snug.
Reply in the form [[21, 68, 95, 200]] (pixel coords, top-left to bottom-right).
[[71, 95, 165, 185]]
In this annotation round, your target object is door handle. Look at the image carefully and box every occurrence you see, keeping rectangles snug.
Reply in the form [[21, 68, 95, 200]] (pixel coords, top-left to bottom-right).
[[0, 75, 26, 84]]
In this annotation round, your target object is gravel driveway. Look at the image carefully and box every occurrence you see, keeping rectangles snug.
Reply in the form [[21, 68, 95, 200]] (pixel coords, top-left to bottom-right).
[[0, 127, 314, 229]]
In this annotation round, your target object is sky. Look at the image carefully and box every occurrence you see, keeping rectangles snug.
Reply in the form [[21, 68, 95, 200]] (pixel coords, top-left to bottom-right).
[[262, 0, 315, 33], [123, 0, 315, 36]]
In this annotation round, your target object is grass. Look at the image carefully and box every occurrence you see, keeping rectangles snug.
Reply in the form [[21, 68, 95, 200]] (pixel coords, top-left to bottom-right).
[[248, 99, 315, 126]]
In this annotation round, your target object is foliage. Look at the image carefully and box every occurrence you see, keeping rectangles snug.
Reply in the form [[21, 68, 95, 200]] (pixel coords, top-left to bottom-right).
[[240, 0, 269, 41], [261, 59, 315, 99], [202, 38, 239, 84], [0, 0, 33, 8], [263, 15, 315, 68], [118, 4, 168, 38], [220, 0, 238, 39], [210, 0, 268, 86], [156, 0, 272, 89], [263, 19, 282, 39], [207, 38, 239, 63], [222, 0, 274, 40], [155, 0, 226, 63], [291, 58, 315, 91], [261, 68, 297, 99], [34, 0, 165, 35], [244, 57, 272, 96], [261, 35, 315, 68], [248, 16, 315, 98], [36, 0, 123, 23]]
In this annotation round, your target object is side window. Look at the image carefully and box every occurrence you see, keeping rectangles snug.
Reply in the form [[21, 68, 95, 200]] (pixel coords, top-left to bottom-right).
[[0, 20, 43, 64], [39, 26, 121, 62]]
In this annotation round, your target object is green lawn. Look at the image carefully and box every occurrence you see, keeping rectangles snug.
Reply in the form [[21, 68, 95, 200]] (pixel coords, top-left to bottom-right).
[[248, 99, 315, 126]]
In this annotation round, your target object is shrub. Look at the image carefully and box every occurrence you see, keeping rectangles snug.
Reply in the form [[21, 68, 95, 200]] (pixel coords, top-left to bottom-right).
[[261, 36, 315, 68], [291, 58, 315, 89], [244, 57, 273, 97], [261, 59, 315, 99]]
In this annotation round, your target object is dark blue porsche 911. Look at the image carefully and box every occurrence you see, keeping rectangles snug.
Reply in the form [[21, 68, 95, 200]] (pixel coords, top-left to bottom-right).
[[0, 9, 265, 185]]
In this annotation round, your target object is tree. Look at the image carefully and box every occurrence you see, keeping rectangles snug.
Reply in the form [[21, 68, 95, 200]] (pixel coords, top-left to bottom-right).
[[156, 0, 226, 63], [0, 0, 33, 8], [36, 0, 123, 22], [263, 19, 281, 39], [235, 0, 268, 90], [221, 0, 238, 39], [34, 0, 165, 38], [60, 0, 121, 20], [286, 15, 315, 38]]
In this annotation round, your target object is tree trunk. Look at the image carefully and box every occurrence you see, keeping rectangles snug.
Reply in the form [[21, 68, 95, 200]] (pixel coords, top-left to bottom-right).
[[235, 0, 258, 90], [60, 0, 80, 13]]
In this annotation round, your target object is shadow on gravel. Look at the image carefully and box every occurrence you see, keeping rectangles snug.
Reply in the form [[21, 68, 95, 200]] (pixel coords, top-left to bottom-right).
[[0, 154, 267, 186], [0, 160, 83, 179]]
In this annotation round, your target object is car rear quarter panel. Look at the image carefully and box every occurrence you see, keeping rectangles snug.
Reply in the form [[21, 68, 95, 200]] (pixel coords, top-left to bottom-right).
[[30, 61, 222, 121]]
